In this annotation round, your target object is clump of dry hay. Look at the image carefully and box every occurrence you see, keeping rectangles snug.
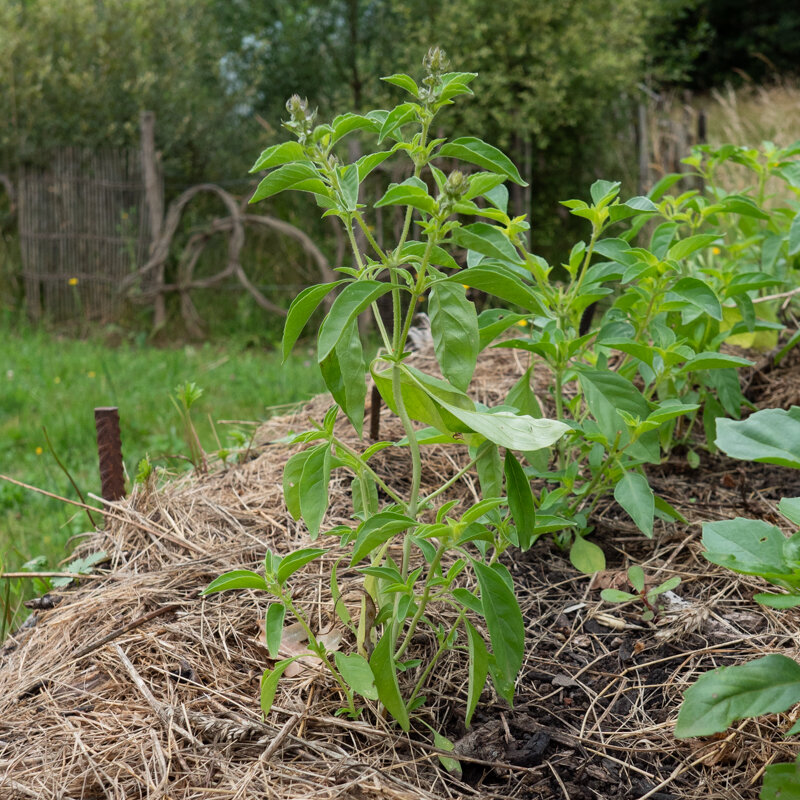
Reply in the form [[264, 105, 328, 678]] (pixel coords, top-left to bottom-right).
[[1, 346, 799, 799]]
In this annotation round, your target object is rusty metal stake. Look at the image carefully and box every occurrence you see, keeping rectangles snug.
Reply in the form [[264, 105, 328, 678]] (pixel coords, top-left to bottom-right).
[[369, 384, 381, 441], [95, 407, 126, 501]]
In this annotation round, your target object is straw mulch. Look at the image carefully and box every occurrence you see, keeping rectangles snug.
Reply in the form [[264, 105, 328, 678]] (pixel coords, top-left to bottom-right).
[[2, 345, 800, 799]]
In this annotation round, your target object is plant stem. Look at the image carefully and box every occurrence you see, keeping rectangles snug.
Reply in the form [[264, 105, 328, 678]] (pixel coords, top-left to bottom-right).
[[331, 437, 405, 506], [406, 609, 466, 710], [417, 457, 479, 509], [394, 541, 446, 660]]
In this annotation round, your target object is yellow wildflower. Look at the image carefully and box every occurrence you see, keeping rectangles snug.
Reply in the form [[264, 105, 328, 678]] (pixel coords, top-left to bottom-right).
[[712, 247, 721, 256], [417, 295, 426, 304], [54, 376, 61, 384], [35, 446, 43, 455], [517, 319, 527, 327], [87, 371, 96, 379], [68, 277, 78, 286]]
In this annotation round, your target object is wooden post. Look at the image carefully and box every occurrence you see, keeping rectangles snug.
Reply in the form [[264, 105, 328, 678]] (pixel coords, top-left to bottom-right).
[[95, 407, 126, 501], [140, 111, 165, 331], [637, 102, 649, 197]]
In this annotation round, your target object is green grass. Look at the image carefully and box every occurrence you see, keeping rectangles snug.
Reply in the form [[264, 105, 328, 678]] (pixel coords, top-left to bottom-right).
[[0, 320, 326, 578]]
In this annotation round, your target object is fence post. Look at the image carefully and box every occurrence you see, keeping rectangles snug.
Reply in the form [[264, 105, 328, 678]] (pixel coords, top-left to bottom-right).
[[95, 407, 126, 502]]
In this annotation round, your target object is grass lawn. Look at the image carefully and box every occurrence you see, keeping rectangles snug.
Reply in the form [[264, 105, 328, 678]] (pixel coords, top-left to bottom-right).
[[0, 320, 326, 579]]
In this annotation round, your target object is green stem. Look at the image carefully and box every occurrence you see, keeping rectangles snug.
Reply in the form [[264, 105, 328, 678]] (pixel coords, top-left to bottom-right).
[[332, 436, 405, 506], [392, 364, 422, 520], [353, 211, 387, 263], [394, 541, 446, 660], [406, 608, 467, 710], [283, 594, 356, 715], [417, 457, 479, 510]]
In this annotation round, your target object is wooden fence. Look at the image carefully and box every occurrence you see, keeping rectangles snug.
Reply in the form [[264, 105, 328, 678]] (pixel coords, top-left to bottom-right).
[[19, 146, 153, 321]]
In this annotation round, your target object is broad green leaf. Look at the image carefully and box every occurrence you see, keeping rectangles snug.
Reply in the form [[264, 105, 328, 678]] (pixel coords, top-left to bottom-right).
[[318, 281, 394, 363], [614, 472, 655, 537], [381, 73, 420, 97], [251, 163, 328, 203], [464, 172, 507, 201], [203, 570, 269, 595], [283, 449, 312, 520], [355, 150, 393, 182], [432, 728, 462, 775], [452, 587, 484, 615], [762, 757, 800, 800], [370, 629, 410, 730], [265, 603, 285, 658], [261, 657, 304, 716], [461, 497, 506, 525], [375, 176, 436, 214], [790, 211, 800, 256], [398, 240, 459, 270], [477, 310, 527, 350], [719, 194, 770, 220], [702, 518, 789, 576], [754, 592, 800, 609], [436, 401, 570, 451], [506, 367, 542, 419], [299, 445, 331, 539], [330, 113, 379, 144], [600, 589, 637, 603], [372, 362, 472, 434], [648, 575, 681, 598], [474, 440, 503, 500], [350, 512, 417, 565], [335, 652, 379, 700], [628, 565, 645, 593], [716, 407, 800, 468], [429, 282, 479, 391], [378, 102, 418, 143], [472, 560, 524, 704], [649, 222, 678, 259], [454, 265, 548, 316], [679, 352, 753, 373], [667, 234, 721, 261], [319, 318, 366, 434], [647, 172, 685, 201], [590, 179, 620, 205], [780, 498, 800, 527], [437, 71, 478, 103], [277, 547, 327, 585], [570, 535, 606, 573], [438, 137, 527, 186], [250, 141, 307, 173], [504, 450, 536, 550], [646, 402, 700, 425], [282, 281, 346, 362], [451, 223, 519, 262], [667, 277, 722, 320], [464, 620, 489, 728], [675, 654, 800, 738]]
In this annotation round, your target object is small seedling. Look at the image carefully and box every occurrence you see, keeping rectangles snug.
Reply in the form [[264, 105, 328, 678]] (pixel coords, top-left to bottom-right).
[[600, 565, 680, 621]]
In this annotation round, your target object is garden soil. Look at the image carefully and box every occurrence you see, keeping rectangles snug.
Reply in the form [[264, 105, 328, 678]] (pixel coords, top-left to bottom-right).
[[2, 344, 800, 799]]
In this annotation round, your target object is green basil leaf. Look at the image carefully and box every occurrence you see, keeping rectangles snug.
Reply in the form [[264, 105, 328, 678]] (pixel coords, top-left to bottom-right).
[[335, 651, 379, 700], [453, 265, 548, 316], [350, 512, 417, 565], [369, 629, 410, 730], [614, 472, 655, 538], [716, 407, 800, 468], [251, 163, 329, 203], [451, 222, 519, 262], [465, 620, 489, 728], [438, 137, 526, 186], [277, 547, 327, 585], [472, 560, 524, 704], [250, 141, 308, 173], [261, 657, 304, 716], [318, 281, 393, 363], [429, 282, 479, 391], [203, 570, 269, 595], [675, 654, 800, 738], [375, 176, 436, 214], [282, 281, 346, 362], [381, 73, 420, 97], [504, 450, 536, 550], [319, 318, 366, 435], [265, 603, 285, 658], [570, 535, 606, 573], [299, 445, 331, 539]]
